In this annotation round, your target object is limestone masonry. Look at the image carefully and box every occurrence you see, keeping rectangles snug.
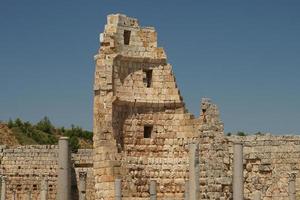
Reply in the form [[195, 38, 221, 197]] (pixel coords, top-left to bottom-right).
[[92, 13, 300, 200], [0, 145, 94, 199], [0, 13, 300, 200]]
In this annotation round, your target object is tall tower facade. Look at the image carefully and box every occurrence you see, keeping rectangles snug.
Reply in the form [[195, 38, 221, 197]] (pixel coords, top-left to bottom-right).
[[93, 14, 225, 200]]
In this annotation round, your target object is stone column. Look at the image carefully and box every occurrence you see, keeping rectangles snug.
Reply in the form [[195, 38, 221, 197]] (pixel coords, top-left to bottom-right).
[[1, 176, 6, 200], [79, 172, 87, 200], [27, 190, 32, 200], [288, 172, 296, 200], [150, 180, 157, 200], [115, 178, 122, 200], [253, 190, 261, 200], [12, 190, 16, 200], [57, 137, 71, 200], [188, 143, 200, 200], [40, 177, 48, 200], [184, 180, 189, 200], [233, 142, 244, 200]]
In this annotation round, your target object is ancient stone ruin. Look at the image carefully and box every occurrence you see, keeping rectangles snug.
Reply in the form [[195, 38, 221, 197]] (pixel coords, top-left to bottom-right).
[[92, 13, 300, 200], [0, 13, 300, 200]]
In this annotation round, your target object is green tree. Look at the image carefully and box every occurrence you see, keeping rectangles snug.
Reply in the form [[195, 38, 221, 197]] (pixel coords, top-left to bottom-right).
[[22, 121, 33, 136], [255, 132, 264, 136], [237, 131, 247, 136], [60, 126, 65, 133], [7, 118, 14, 128], [14, 118, 23, 127], [69, 136, 79, 151], [35, 116, 54, 134], [226, 132, 232, 136]]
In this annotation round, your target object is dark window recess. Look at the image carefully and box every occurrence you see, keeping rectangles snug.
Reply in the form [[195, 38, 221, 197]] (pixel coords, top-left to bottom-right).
[[143, 69, 153, 88], [144, 125, 153, 138], [124, 30, 131, 45], [94, 89, 100, 96]]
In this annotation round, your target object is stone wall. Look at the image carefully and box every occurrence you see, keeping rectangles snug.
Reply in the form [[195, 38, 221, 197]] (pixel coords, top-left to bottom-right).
[[228, 135, 300, 200], [93, 13, 197, 200], [93, 13, 232, 200], [93, 13, 300, 200], [0, 14, 299, 200], [0, 145, 94, 199]]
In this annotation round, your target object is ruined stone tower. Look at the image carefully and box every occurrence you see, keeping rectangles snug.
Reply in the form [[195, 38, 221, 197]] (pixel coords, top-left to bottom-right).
[[93, 14, 300, 200], [0, 13, 298, 200], [93, 14, 225, 200]]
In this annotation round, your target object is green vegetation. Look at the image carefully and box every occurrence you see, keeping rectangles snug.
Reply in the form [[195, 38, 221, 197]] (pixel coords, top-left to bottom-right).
[[254, 131, 265, 136], [226, 132, 232, 136], [6, 117, 93, 151], [237, 131, 247, 136], [226, 131, 248, 136], [226, 131, 266, 136]]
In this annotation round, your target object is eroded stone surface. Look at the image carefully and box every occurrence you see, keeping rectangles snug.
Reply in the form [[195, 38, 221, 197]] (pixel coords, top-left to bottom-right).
[[0, 146, 94, 200], [1, 13, 300, 200], [93, 13, 300, 200]]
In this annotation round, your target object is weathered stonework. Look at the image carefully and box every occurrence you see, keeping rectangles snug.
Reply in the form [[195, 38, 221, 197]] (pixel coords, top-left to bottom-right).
[[228, 135, 300, 200], [93, 13, 300, 200], [0, 146, 94, 199], [1, 13, 299, 200], [94, 13, 191, 200]]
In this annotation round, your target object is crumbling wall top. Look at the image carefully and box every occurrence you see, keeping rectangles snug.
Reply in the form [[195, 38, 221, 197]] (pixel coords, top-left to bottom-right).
[[200, 98, 224, 132], [97, 13, 166, 59], [107, 13, 139, 28]]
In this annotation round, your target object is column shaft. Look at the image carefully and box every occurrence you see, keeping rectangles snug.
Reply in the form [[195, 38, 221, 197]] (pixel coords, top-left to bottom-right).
[[57, 137, 71, 200], [288, 173, 296, 200], [150, 180, 157, 200], [233, 142, 244, 200], [188, 143, 200, 200], [79, 172, 87, 200], [27, 191, 32, 200], [253, 190, 261, 200], [115, 178, 121, 200], [1, 176, 6, 200], [40, 178, 48, 200], [184, 181, 189, 200]]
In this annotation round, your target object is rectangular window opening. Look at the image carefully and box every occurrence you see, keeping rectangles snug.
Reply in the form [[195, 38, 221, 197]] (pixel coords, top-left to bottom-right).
[[143, 69, 153, 88], [124, 30, 131, 45], [144, 125, 153, 138]]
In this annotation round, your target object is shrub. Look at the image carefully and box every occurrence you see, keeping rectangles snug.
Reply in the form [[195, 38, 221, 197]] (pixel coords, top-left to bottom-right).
[[7, 117, 92, 150], [7, 119, 14, 128], [14, 118, 23, 127], [226, 132, 232, 136], [35, 116, 54, 134], [69, 136, 80, 152], [237, 131, 247, 136]]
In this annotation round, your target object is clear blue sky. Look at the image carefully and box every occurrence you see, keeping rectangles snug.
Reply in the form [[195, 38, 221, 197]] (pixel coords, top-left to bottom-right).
[[1, 1, 300, 134]]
